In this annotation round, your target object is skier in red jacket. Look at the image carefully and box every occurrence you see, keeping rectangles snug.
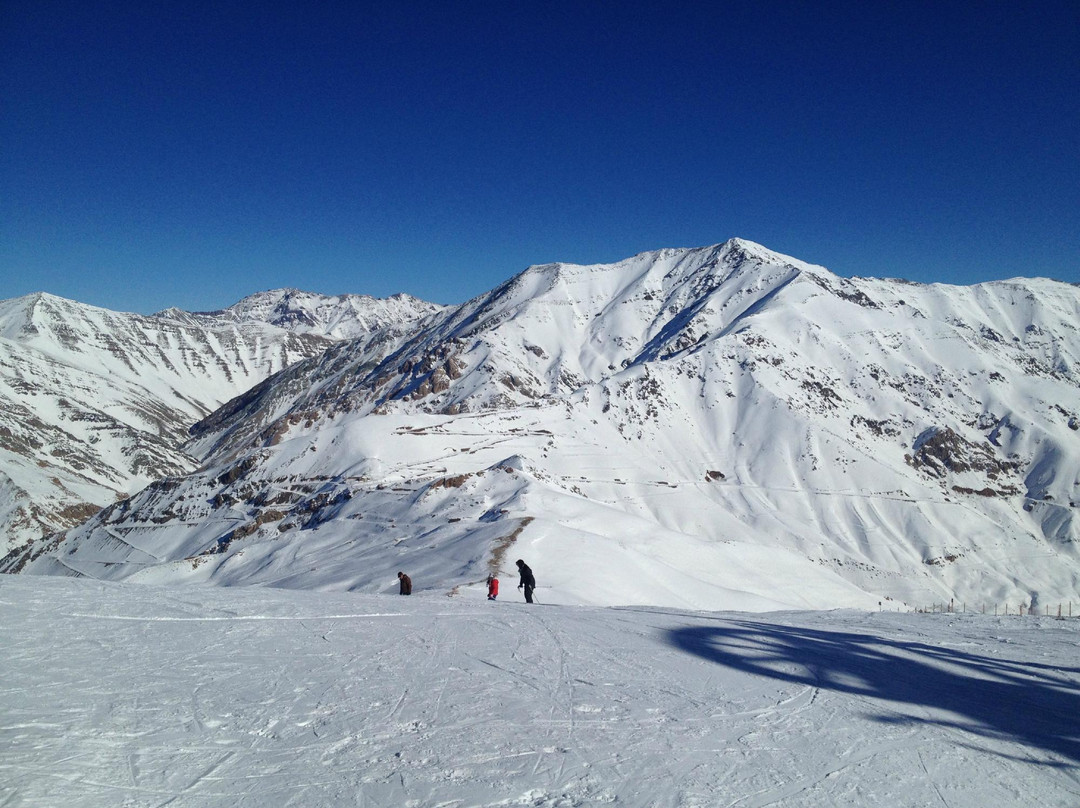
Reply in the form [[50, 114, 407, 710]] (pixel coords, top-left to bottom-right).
[[486, 575, 499, 600]]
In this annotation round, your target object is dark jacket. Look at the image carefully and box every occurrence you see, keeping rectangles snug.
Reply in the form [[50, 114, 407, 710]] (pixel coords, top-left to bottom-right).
[[398, 573, 412, 595], [516, 562, 535, 589]]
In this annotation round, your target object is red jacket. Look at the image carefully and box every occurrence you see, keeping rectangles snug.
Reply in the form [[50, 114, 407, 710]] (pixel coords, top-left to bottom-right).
[[487, 577, 499, 598]]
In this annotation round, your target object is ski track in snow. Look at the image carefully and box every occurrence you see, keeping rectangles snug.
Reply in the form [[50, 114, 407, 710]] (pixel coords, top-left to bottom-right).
[[2, 578, 1080, 807]]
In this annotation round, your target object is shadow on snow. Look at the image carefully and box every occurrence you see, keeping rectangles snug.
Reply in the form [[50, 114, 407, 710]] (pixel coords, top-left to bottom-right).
[[666, 619, 1080, 767]]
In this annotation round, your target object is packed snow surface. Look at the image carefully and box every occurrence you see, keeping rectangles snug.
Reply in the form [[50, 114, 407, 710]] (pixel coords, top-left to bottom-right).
[[2, 576, 1078, 807]]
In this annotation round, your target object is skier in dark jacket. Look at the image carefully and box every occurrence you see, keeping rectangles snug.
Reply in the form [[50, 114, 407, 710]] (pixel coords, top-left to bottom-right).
[[397, 571, 412, 595], [515, 559, 535, 603]]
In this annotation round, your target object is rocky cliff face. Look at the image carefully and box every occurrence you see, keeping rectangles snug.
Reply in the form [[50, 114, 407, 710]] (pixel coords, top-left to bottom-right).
[[5, 242, 1079, 611]]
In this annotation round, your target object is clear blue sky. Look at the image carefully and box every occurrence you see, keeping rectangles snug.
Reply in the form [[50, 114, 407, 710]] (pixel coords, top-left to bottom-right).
[[2, 1, 1078, 313]]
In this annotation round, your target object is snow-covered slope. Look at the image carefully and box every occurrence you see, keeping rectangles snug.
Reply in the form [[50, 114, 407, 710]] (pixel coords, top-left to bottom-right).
[[6, 241, 1079, 611], [3, 576, 1079, 807], [0, 290, 442, 552]]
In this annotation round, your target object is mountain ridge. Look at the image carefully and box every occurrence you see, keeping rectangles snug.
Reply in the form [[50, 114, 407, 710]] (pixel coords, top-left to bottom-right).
[[0, 289, 440, 551], [4, 241, 1079, 612]]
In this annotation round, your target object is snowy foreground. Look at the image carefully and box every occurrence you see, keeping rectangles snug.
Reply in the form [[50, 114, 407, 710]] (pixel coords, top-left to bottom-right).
[[2, 577, 1079, 808]]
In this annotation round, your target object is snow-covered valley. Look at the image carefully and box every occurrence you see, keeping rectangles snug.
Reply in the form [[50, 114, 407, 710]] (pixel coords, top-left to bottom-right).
[[2, 576, 1078, 807]]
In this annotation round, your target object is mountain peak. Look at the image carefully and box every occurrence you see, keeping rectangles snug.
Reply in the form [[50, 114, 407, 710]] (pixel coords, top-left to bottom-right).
[[5, 241, 1080, 614], [0, 291, 123, 340], [209, 288, 444, 339]]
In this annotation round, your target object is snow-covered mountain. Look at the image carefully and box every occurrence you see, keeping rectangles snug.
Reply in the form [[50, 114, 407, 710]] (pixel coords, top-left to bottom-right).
[[0, 290, 442, 553], [5, 240, 1079, 611], [174, 288, 440, 339]]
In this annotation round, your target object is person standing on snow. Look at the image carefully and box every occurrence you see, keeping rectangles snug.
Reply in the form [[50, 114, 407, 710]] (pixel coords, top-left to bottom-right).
[[487, 575, 499, 601], [515, 559, 535, 603], [397, 571, 412, 595]]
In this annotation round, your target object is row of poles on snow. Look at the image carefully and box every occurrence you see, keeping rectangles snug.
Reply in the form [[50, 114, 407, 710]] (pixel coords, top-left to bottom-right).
[[905, 598, 1076, 617]]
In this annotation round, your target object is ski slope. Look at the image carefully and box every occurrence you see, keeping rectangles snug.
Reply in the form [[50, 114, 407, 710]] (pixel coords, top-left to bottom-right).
[[2, 576, 1078, 807]]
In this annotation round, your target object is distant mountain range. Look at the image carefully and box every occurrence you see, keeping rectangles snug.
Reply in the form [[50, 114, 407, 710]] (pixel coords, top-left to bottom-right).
[[3, 241, 1078, 611], [0, 289, 441, 552]]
